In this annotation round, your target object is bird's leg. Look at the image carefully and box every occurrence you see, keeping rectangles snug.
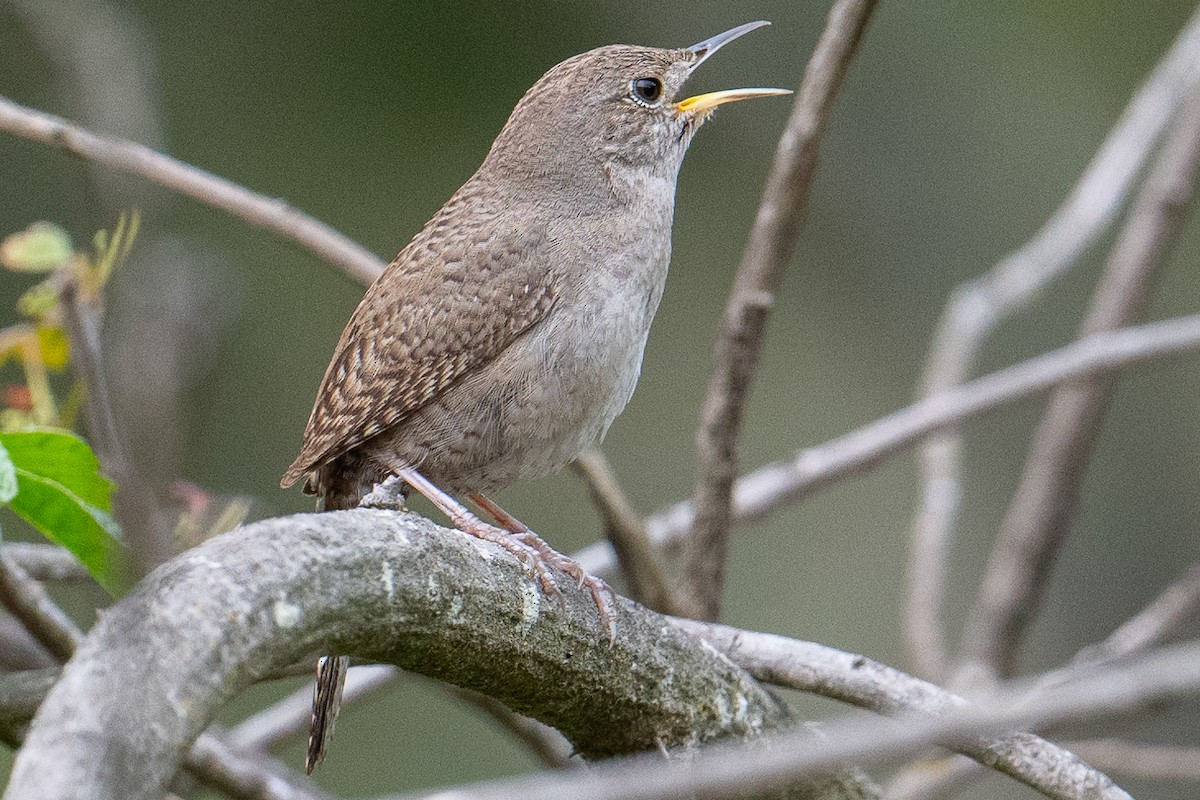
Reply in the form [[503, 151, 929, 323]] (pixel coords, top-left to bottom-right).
[[469, 492, 618, 640], [395, 467, 558, 596]]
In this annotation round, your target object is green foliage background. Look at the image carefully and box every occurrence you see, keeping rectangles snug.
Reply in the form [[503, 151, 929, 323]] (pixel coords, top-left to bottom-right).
[[1, 1, 1199, 797]]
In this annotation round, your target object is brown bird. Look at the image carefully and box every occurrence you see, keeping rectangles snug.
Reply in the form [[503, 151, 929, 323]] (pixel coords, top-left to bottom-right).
[[282, 21, 787, 771]]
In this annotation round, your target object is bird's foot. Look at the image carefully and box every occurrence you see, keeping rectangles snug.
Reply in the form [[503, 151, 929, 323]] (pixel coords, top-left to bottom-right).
[[359, 475, 408, 510], [471, 493, 618, 641], [454, 516, 562, 597], [394, 467, 559, 596]]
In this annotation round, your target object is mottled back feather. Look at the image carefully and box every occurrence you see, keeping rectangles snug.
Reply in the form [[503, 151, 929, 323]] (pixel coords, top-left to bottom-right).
[[281, 189, 558, 490]]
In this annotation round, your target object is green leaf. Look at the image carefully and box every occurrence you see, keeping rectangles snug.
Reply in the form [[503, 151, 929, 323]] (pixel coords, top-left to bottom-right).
[[0, 430, 115, 511], [0, 430, 125, 593], [7, 469, 124, 592], [0, 442, 15, 504]]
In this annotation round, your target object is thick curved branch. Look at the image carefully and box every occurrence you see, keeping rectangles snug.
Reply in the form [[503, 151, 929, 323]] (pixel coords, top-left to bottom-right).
[[685, 0, 881, 621], [0, 94, 385, 285], [4, 510, 800, 800]]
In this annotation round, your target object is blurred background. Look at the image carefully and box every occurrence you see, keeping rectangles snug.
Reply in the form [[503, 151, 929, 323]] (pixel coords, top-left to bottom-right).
[[1, 1, 1199, 797]]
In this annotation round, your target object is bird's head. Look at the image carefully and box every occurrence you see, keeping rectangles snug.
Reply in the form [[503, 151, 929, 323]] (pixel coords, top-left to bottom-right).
[[483, 22, 789, 193]]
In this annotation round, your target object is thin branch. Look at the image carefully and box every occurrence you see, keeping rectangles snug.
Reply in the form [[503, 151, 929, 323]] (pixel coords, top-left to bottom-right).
[[888, 738, 1200, 799], [230, 660, 575, 771], [58, 274, 173, 575], [0, 94, 385, 285], [887, 558, 1200, 797], [883, 757, 979, 800], [0, 550, 82, 661], [905, 6, 1200, 683], [186, 731, 336, 800], [672, 619, 1125, 800], [0, 543, 92, 582], [1079, 560, 1200, 663], [578, 313, 1200, 580], [684, 0, 882, 621], [959, 80, 1200, 682], [392, 639, 1200, 800], [571, 450, 676, 614], [1067, 739, 1200, 781], [0, 667, 59, 737], [451, 686, 580, 770], [6, 509, 827, 800], [228, 664, 399, 753], [0, 617, 56, 670]]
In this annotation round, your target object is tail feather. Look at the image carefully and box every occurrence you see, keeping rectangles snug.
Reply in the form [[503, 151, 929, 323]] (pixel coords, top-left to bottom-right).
[[306, 655, 349, 774]]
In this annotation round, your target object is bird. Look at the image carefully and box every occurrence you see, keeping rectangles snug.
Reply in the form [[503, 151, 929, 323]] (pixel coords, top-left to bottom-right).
[[281, 21, 788, 772]]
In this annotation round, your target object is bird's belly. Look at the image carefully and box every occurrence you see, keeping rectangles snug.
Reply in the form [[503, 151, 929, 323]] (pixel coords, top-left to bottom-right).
[[516, 320, 649, 479], [390, 287, 657, 494]]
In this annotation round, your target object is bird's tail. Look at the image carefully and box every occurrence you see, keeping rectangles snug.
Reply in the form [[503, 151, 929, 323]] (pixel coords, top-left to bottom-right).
[[305, 654, 349, 774]]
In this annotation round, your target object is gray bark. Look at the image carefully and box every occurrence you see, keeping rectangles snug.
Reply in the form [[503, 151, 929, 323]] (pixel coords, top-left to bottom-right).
[[4, 509, 850, 800]]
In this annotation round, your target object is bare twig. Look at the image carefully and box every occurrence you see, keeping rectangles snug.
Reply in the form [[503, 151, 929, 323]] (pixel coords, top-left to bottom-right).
[[1080, 561, 1200, 663], [58, 275, 173, 575], [673, 619, 1126, 800], [451, 686, 580, 770], [186, 731, 335, 800], [1067, 739, 1200, 781], [0, 617, 55, 671], [0, 543, 92, 582], [959, 81, 1200, 683], [905, 6, 1200, 683], [228, 664, 398, 752], [883, 757, 980, 800], [0, 94, 385, 285], [230, 660, 575, 771], [889, 738, 1200, 799], [392, 639, 1200, 800], [571, 450, 675, 614], [0, 668, 59, 734], [0, 551, 82, 662], [888, 559, 1200, 797], [577, 313, 1200, 580], [684, 0, 882, 621]]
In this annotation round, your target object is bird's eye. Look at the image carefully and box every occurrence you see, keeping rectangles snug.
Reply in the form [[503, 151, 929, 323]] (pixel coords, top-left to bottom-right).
[[630, 77, 663, 106]]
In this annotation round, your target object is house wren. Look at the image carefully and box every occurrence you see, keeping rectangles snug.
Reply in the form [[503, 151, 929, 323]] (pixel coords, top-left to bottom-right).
[[282, 21, 787, 771]]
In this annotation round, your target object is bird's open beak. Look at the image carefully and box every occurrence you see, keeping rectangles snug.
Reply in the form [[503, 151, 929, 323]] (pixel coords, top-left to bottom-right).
[[675, 87, 792, 114], [675, 22, 791, 114]]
